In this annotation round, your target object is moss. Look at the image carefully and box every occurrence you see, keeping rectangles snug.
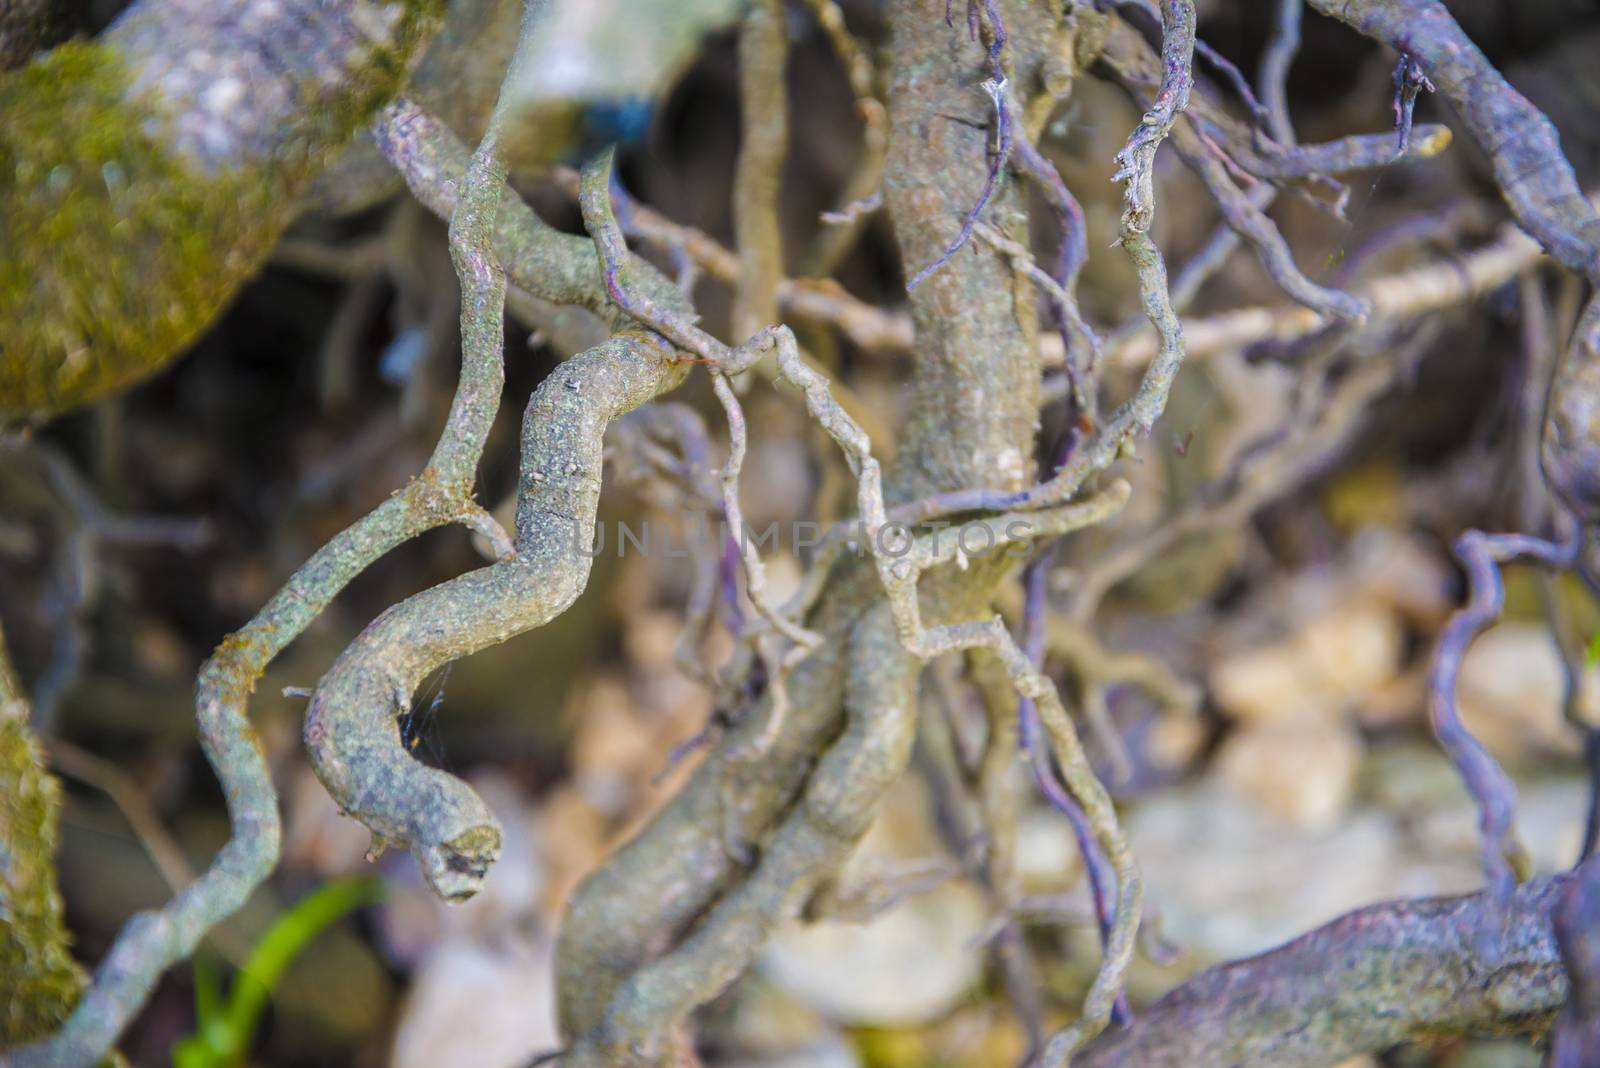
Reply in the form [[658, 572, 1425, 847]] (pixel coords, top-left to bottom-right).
[[0, 716, 82, 1051], [0, 637, 120, 1065], [0, 0, 442, 422], [295, 0, 446, 161], [0, 42, 284, 420]]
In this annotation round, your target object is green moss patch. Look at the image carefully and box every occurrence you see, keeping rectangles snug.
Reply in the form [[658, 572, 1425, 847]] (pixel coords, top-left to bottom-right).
[[0, 42, 286, 420]]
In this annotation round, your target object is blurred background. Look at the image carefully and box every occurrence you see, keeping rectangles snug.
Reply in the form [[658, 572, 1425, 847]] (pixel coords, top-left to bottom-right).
[[5, 0, 1600, 1065]]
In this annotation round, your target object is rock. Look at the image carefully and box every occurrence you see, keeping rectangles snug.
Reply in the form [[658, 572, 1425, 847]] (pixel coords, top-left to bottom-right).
[[1455, 621, 1589, 767], [1128, 741, 1591, 981], [1141, 712, 1208, 774], [1300, 602, 1407, 709], [531, 783, 610, 924], [1442, 1040, 1542, 1068], [715, 1036, 861, 1068], [1213, 719, 1364, 830], [1343, 526, 1453, 627], [1359, 743, 1473, 813], [620, 607, 687, 671], [568, 673, 706, 819], [1125, 780, 1481, 965], [1209, 598, 1405, 727], [1410, 771, 1588, 877], [388, 772, 561, 1068], [706, 972, 849, 1065], [1354, 665, 1428, 729], [1016, 804, 1086, 893], [390, 935, 560, 1068], [1364, 743, 1588, 878], [1208, 527, 1451, 731], [1209, 640, 1315, 725], [761, 877, 988, 1027], [760, 775, 988, 1027]]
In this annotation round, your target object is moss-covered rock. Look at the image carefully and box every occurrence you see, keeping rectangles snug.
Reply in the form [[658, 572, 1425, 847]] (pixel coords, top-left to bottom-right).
[[0, 0, 441, 423], [0, 42, 283, 421]]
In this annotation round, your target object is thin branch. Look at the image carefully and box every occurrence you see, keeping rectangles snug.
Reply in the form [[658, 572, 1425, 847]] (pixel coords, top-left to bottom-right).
[[1257, 0, 1302, 145], [1101, 200, 1596, 376], [1169, 115, 1367, 320], [1424, 295, 1600, 906], [1305, 0, 1600, 282], [7, 115, 519, 1068], [1192, 38, 1268, 125], [1102, 17, 1370, 320], [1391, 52, 1434, 155], [1015, 552, 1132, 1026], [1067, 324, 1433, 620], [303, 148, 692, 904], [733, 0, 788, 339], [46, 739, 195, 898], [553, 165, 914, 352], [799, 0, 889, 275], [1098, 183, 1269, 362], [1006, 100, 1102, 395], [1108, 0, 1195, 236], [1228, 120, 1452, 181], [1430, 530, 1576, 909]]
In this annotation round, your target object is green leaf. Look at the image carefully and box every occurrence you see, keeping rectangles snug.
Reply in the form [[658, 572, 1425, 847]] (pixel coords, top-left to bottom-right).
[[174, 876, 385, 1068]]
